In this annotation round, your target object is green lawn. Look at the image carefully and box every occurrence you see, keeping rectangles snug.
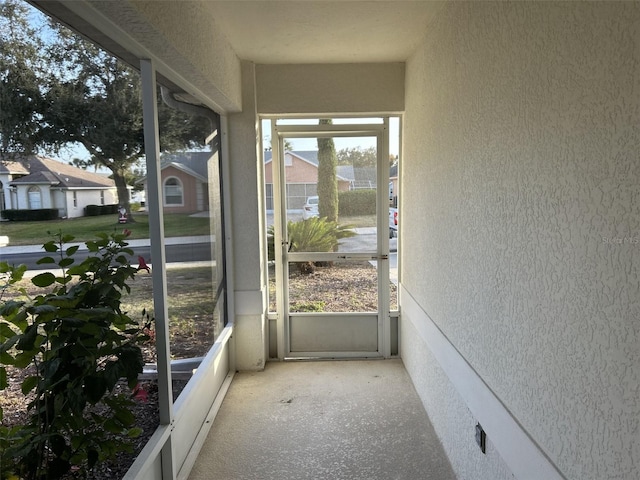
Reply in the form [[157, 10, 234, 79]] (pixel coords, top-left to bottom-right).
[[338, 214, 376, 228], [1, 213, 373, 246], [0, 213, 211, 246]]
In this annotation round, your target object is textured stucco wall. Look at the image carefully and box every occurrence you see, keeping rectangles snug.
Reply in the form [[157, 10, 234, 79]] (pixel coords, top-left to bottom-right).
[[401, 311, 516, 479], [402, 2, 639, 479], [86, 0, 242, 112], [256, 63, 404, 115], [228, 61, 267, 371]]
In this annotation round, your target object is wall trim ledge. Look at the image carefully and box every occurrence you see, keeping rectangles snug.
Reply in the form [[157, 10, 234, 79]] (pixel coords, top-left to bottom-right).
[[401, 285, 566, 480]]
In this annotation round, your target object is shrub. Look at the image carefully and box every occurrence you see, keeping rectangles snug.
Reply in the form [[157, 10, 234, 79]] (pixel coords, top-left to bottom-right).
[[1, 209, 59, 221], [100, 204, 119, 215], [0, 231, 151, 479], [338, 189, 376, 216], [267, 217, 356, 272], [85, 204, 119, 216], [85, 204, 101, 216]]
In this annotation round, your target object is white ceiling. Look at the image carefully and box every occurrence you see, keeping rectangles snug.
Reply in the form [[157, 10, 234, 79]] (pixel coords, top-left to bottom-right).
[[206, 1, 446, 64]]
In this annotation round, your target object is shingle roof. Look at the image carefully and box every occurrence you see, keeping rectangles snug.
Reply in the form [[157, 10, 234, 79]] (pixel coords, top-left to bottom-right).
[[264, 150, 391, 187], [264, 150, 353, 181], [8, 156, 115, 188], [160, 151, 210, 179], [0, 161, 29, 175]]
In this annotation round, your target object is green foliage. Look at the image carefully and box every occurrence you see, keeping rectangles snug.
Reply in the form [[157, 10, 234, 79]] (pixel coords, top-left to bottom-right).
[[336, 146, 377, 168], [1, 2, 210, 213], [267, 217, 356, 264], [0, 0, 46, 159], [291, 300, 326, 312], [288, 217, 355, 253], [0, 213, 211, 247], [0, 231, 151, 479], [338, 189, 377, 216], [84, 204, 119, 217], [40, 27, 211, 214], [1, 209, 59, 222], [317, 119, 339, 222]]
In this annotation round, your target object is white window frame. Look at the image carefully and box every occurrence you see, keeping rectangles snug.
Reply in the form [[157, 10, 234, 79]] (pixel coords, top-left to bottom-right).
[[163, 176, 184, 206], [28, 186, 42, 209]]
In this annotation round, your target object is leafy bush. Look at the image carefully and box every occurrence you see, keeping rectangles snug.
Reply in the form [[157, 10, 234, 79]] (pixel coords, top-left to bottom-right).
[[1, 209, 59, 221], [287, 217, 355, 252], [0, 231, 151, 480], [338, 189, 376, 216], [85, 204, 119, 216], [100, 204, 119, 215], [85, 204, 101, 216], [267, 217, 356, 272]]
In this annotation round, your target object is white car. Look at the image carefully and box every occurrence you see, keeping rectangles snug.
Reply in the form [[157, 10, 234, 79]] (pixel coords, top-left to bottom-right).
[[302, 196, 319, 219]]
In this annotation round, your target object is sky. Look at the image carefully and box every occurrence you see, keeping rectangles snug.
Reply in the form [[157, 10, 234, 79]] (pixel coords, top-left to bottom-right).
[[62, 117, 400, 171], [261, 117, 400, 156]]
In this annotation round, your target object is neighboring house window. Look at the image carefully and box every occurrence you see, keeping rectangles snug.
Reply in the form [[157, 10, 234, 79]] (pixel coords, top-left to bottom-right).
[[73, 191, 78, 207], [164, 177, 183, 205], [284, 153, 293, 166], [100, 191, 105, 205], [28, 187, 42, 209]]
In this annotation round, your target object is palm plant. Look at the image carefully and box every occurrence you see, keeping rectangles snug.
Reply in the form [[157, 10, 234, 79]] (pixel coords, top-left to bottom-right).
[[267, 217, 356, 272]]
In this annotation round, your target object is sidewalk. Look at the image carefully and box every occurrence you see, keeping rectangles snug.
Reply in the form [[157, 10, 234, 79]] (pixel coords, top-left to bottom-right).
[[0, 235, 212, 255]]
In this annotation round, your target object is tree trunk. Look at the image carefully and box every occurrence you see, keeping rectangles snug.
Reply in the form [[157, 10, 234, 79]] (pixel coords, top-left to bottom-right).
[[113, 169, 134, 222], [317, 119, 338, 222]]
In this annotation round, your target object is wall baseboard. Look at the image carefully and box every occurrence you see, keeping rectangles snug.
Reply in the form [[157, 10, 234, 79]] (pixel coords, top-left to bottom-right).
[[400, 285, 565, 480]]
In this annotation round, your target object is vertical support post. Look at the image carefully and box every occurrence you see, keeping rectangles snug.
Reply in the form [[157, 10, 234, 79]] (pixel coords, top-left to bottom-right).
[[220, 115, 236, 372], [140, 58, 175, 479], [271, 120, 287, 359], [378, 118, 391, 358]]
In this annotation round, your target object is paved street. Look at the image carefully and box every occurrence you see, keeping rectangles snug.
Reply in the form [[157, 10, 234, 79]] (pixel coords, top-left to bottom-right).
[[1, 218, 398, 283], [267, 212, 398, 284]]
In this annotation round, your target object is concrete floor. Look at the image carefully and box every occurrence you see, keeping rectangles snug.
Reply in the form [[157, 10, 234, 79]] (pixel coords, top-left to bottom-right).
[[188, 359, 455, 480]]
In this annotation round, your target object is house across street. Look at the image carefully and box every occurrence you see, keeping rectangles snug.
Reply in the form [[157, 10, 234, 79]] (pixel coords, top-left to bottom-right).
[[0, 156, 117, 219]]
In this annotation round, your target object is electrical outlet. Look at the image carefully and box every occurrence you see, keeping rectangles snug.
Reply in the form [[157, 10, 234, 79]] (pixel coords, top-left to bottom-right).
[[475, 423, 486, 454]]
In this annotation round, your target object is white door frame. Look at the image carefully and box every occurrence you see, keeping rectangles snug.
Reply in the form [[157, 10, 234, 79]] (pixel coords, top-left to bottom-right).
[[270, 118, 392, 359]]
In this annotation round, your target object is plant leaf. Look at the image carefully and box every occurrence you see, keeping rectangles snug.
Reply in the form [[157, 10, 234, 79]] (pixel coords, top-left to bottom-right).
[[16, 324, 38, 351], [36, 256, 57, 264], [43, 241, 59, 253], [58, 257, 75, 268], [61, 234, 75, 243], [13, 351, 34, 368], [31, 272, 56, 287], [0, 351, 15, 365], [114, 407, 135, 427], [21, 375, 39, 395], [0, 322, 17, 340], [84, 375, 107, 404], [127, 427, 143, 438]]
